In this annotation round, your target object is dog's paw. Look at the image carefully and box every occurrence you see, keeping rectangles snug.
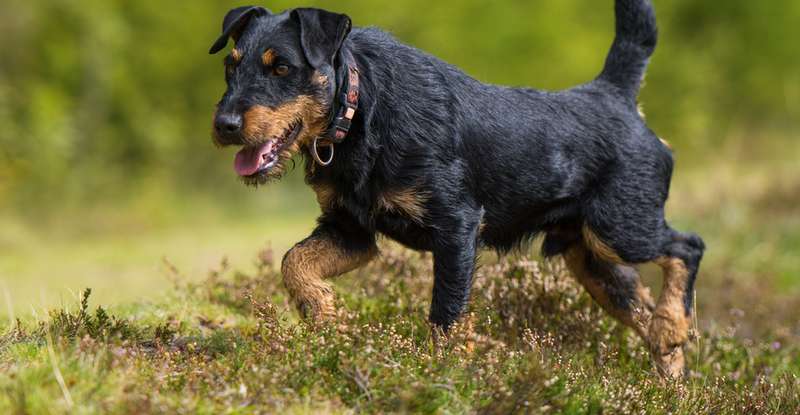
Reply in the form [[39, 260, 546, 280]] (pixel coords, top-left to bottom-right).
[[648, 315, 689, 379]]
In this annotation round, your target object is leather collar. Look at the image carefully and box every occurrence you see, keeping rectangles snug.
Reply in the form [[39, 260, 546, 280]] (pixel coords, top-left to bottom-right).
[[311, 51, 359, 166]]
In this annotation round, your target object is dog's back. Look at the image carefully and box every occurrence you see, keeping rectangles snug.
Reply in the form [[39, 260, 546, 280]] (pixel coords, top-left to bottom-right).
[[446, 0, 666, 253]]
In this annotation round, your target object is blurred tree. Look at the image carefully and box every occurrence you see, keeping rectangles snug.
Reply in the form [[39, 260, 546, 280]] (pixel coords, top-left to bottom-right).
[[0, 0, 797, 212]]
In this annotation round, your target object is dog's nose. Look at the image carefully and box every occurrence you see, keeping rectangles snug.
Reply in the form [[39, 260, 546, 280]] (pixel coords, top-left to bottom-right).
[[215, 113, 243, 135]]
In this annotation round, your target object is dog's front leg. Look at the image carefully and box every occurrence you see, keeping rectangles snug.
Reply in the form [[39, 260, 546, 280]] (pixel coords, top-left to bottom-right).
[[429, 214, 481, 331], [281, 222, 377, 321]]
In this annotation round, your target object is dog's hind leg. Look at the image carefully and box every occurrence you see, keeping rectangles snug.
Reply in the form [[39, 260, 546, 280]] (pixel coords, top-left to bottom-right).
[[577, 222, 705, 377], [648, 229, 705, 378], [281, 221, 378, 321], [564, 244, 655, 339]]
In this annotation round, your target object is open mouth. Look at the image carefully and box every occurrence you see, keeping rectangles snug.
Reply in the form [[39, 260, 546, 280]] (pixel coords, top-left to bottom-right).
[[233, 121, 303, 177]]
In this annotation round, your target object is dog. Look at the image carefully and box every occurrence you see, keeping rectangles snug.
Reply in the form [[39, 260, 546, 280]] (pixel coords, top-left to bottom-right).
[[208, 0, 705, 378]]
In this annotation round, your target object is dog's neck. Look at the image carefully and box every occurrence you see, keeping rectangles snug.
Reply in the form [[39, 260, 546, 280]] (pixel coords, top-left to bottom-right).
[[305, 36, 376, 188]]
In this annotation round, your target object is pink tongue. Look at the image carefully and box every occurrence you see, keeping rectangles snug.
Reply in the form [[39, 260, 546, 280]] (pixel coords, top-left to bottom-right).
[[234, 141, 273, 176]]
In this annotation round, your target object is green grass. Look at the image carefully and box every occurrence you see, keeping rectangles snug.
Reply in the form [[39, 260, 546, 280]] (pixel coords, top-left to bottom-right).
[[1, 246, 798, 414]]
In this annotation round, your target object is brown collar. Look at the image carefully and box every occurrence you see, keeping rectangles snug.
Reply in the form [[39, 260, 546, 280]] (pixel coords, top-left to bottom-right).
[[311, 55, 359, 166], [327, 61, 360, 143]]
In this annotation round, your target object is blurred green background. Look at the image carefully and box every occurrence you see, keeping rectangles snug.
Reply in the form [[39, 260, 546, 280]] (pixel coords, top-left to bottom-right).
[[1, 0, 798, 326]]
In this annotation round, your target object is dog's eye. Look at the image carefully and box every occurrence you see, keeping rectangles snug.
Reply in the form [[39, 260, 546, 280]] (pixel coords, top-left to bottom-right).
[[273, 64, 290, 77]]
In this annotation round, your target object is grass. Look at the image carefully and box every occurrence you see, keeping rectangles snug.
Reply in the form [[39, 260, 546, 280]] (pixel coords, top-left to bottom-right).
[[1, 245, 798, 414], [0, 183, 319, 318]]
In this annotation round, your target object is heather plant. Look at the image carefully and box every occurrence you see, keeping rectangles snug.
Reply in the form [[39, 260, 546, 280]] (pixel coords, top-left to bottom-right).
[[2, 245, 797, 414]]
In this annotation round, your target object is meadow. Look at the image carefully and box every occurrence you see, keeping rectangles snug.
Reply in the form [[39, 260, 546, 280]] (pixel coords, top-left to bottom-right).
[[1, 0, 798, 413]]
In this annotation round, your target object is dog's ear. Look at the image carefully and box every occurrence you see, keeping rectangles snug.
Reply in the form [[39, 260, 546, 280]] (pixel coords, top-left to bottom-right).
[[291, 8, 352, 69], [209, 6, 270, 54]]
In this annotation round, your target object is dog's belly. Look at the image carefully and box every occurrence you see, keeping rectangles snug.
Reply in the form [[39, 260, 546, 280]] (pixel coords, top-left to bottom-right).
[[479, 220, 546, 252], [478, 198, 582, 252]]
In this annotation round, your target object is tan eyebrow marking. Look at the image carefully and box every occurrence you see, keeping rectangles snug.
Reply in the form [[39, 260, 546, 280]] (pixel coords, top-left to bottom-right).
[[262, 49, 276, 66], [231, 48, 242, 63], [313, 71, 329, 86]]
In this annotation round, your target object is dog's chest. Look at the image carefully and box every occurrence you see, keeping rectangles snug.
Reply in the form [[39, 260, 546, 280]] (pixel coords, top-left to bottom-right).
[[310, 181, 435, 251], [374, 211, 434, 251]]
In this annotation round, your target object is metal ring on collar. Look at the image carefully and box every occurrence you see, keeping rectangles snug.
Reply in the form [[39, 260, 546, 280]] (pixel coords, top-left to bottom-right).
[[311, 136, 335, 167]]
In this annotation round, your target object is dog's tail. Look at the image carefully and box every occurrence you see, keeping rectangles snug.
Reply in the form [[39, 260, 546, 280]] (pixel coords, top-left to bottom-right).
[[597, 0, 658, 101]]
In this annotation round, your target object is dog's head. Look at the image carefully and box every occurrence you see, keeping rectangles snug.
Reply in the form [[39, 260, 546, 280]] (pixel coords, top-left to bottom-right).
[[209, 7, 351, 185]]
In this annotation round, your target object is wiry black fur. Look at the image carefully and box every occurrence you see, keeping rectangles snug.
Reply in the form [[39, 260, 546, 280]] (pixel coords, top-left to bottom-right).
[[210, 0, 705, 330]]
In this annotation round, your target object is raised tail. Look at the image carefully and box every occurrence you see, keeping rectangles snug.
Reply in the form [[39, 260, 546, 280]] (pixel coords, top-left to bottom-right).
[[598, 0, 658, 101]]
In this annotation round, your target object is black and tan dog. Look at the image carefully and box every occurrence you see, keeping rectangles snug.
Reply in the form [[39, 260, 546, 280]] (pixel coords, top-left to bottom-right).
[[209, 0, 705, 378]]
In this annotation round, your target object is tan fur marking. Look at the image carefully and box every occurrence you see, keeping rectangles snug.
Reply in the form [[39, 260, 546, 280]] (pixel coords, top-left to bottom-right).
[[378, 188, 429, 224], [282, 236, 378, 320], [649, 256, 692, 378], [242, 95, 328, 146], [564, 245, 653, 339], [478, 220, 487, 235], [313, 71, 329, 86], [636, 283, 656, 313], [262, 49, 276, 66], [231, 48, 242, 63], [582, 225, 624, 264], [311, 182, 340, 212]]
